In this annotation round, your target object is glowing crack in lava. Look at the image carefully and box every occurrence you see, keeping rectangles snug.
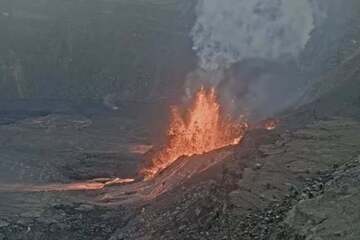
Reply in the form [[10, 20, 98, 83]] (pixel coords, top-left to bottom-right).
[[141, 87, 248, 179], [263, 118, 280, 131]]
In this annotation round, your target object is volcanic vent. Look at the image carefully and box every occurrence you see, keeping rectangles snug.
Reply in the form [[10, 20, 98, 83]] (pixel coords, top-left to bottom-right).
[[141, 87, 248, 179]]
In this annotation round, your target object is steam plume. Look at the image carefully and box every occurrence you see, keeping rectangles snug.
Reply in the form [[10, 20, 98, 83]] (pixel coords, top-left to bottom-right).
[[187, 0, 326, 119], [191, 0, 321, 71]]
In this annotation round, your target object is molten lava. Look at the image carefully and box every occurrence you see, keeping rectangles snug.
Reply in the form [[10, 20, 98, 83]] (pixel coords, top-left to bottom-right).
[[141, 87, 247, 179], [263, 119, 279, 131]]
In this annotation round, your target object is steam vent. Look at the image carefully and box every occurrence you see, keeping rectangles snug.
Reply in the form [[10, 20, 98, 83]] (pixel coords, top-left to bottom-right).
[[1, 0, 360, 239]]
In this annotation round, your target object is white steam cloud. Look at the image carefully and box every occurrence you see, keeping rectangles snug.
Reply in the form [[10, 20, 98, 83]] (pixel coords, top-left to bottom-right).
[[187, 0, 327, 120], [191, 0, 319, 71]]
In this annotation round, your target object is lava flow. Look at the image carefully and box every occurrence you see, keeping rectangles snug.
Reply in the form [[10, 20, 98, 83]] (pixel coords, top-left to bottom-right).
[[0, 178, 135, 193], [141, 87, 248, 179]]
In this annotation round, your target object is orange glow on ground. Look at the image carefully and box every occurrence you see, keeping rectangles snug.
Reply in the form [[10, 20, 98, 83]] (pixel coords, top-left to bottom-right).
[[0, 178, 135, 193]]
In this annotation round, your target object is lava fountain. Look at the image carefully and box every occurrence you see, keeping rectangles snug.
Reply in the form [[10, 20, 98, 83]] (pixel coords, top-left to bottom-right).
[[0, 87, 247, 196], [141, 87, 248, 179]]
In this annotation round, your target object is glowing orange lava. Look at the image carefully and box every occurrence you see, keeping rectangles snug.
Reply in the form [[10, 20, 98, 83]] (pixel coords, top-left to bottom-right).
[[141, 87, 248, 179], [264, 119, 279, 130]]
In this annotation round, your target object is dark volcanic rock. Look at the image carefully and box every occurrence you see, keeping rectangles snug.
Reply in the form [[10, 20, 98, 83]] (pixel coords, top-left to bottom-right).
[[107, 118, 360, 240], [0, 202, 131, 240], [272, 156, 360, 240]]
